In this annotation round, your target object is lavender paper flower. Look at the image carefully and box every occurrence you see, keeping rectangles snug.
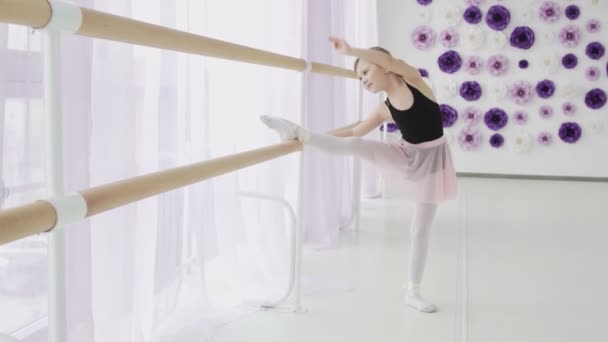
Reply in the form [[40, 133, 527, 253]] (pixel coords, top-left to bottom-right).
[[565, 5, 580, 20], [440, 104, 458, 127], [458, 127, 483, 151], [558, 122, 582, 143], [539, 1, 561, 23], [411, 26, 436, 50], [464, 56, 483, 75], [562, 102, 576, 116], [586, 66, 601, 81], [464, 6, 483, 24], [559, 25, 580, 48], [586, 19, 601, 33], [437, 50, 462, 74], [440, 28, 459, 48], [513, 110, 528, 125], [561, 53, 578, 69], [463, 107, 481, 126], [586, 42, 605, 60], [509, 26, 535, 49], [508, 81, 534, 105], [460, 81, 482, 101], [585, 88, 607, 109], [537, 132, 553, 145], [539, 105, 554, 119], [518, 59, 529, 69], [486, 5, 510, 31], [489, 133, 505, 148], [535, 79, 556, 99], [418, 68, 429, 78], [417, 0, 432, 5], [487, 54, 509, 76], [484, 107, 508, 131]]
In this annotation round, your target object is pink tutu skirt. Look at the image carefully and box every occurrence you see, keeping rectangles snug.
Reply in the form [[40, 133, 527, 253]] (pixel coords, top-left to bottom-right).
[[373, 135, 458, 203]]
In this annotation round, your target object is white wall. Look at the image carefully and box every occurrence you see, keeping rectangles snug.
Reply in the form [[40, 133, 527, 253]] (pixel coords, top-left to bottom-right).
[[377, 0, 608, 178]]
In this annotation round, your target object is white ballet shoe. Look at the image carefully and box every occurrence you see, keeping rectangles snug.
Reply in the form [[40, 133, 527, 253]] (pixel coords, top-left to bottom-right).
[[404, 294, 437, 313], [260, 115, 309, 143]]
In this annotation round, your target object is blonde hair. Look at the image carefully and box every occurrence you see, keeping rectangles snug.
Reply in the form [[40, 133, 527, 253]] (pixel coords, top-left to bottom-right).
[[353, 46, 392, 73]]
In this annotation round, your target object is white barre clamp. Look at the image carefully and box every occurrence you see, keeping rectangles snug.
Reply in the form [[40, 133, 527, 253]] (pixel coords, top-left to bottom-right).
[[38, 0, 83, 33], [46, 193, 88, 231], [303, 60, 313, 73]]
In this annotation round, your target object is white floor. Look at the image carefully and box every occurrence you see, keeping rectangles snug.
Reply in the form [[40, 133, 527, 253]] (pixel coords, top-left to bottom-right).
[[212, 178, 608, 342]]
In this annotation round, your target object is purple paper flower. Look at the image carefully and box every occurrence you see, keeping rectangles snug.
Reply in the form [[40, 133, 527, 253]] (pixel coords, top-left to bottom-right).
[[586, 66, 601, 81], [586, 19, 601, 33], [486, 5, 510, 31], [487, 54, 509, 76], [559, 25, 580, 48], [565, 5, 580, 20], [535, 79, 556, 99], [464, 6, 483, 24], [411, 26, 436, 50], [418, 68, 429, 78], [440, 104, 458, 127], [585, 88, 607, 109], [509, 26, 535, 49], [464, 56, 483, 75], [562, 102, 576, 116], [586, 42, 605, 60], [561, 53, 578, 69], [519, 59, 529, 69], [558, 122, 582, 143], [538, 132, 553, 146], [513, 110, 528, 125], [539, 1, 561, 23], [380, 123, 399, 133], [463, 107, 481, 126], [417, 0, 432, 5], [440, 28, 459, 48], [539, 105, 553, 119], [484, 107, 508, 131], [458, 127, 482, 151], [437, 50, 462, 74], [489, 133, 505, 148], [508, 81, 534, 105], [460, 81, 483, 101]]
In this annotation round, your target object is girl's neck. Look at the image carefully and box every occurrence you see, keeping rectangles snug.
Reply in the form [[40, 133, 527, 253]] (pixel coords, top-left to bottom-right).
[[385, 75, 409, 100]]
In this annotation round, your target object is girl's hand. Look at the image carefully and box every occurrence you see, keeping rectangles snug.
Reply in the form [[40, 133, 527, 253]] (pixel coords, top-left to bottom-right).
[[328, 36, 353, 55]]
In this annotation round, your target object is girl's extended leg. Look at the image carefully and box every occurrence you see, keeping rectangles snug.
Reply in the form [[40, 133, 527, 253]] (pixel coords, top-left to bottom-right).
[[405, 202, 438, 313]]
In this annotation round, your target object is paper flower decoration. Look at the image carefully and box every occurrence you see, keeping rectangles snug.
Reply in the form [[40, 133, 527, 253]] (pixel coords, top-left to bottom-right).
[[437, 50, 462, 73], [460, 81, 483, 101], [513, 110, 528, 125], [585, 88, 607, 109], [539, 29, 555, 43], [484, 107, 509, 131], [586, 19, 601, 33], [417, 7, 432, 23], [458, 126, 483, 150], [488, 82, 507, 100], [462, 106, 482, 125], [512, 130, 532, 153], [590, 120, 604, 134], [489, 133, 505, 148], [417, 0, 432, 5], [440, 5, 462, 26], [559, 25, 580, 48], [565, 5, 580, 20], [463, 6, 483, 24], [509, 26, 535, 49], [558, 122, 582, 143], [438, 79, 458, 98], [562, 101, 576, 116], [508, 81, 534, 105], [440, 104, 459, 127], [539, 54, 559, 73], [536, 79, 556, 99], [464, 56, 484, 75], [586, 42, 605, 60], [461, 26, 485, 50], [585, 66, 601, 81], [519, 59, 529, 69], [537, 132, 553, 146], [411, 26, 436, 50], [486, 5, 511, 31], [488, 31, 508, 49], [539, 105, 554, 119], [487, 54, 509, 76], [440, 28, 460, 48], [561, 53, 578, 69], [539, 1, 561, 23]]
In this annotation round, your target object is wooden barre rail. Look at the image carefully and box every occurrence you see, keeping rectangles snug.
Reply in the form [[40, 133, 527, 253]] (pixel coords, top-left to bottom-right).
[[0, 122, 360, 245], [0, 0, 357, 79]]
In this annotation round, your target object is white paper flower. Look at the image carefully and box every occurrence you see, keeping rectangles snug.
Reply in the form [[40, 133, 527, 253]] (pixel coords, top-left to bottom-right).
[[488, 31, 507, 49], [461, 26, 485, 50], [511, 130, 533, 153], [538, 54, 559, 73], [590, 120, 604, 134], [539, 29, 554, 43], [520, 6, 535, 22], [439, 5, 462, 27], [417, 7, 432, 23], [444, 131, 456, 144], [559, 84, 579, 99], [488, 82, 507, 100], [438, 79, 458, 99]]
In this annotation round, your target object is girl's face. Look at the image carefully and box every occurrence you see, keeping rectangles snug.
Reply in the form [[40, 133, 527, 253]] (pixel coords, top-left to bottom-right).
[[356, 59, 390, 94]]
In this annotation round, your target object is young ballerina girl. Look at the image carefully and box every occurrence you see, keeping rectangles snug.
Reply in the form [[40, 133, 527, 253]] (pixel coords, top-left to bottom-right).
[[260, 36, 458, 313]]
